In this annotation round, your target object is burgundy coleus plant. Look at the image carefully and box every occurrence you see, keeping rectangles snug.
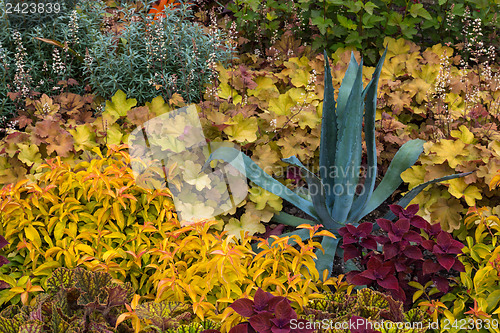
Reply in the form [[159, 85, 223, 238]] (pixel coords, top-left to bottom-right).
[[339, 222, 378, 261], [343, 204, 465, 306], [227, 288, 314, 333]]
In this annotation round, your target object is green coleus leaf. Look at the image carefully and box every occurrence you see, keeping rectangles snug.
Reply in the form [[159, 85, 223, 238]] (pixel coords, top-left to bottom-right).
[[74, 268, 112, 305], [19, 323, 43, 333], [0, 317, 22, 333], [46, 268, 75, 292]]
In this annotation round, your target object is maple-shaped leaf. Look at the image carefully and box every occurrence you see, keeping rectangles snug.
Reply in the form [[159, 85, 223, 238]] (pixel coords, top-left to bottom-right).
[[127, 106, 155, 127], [17, 143, 42, 167], [146, 95, 171, 116], [400, 165, 426, 190], [248, 186, 283, 211], [181, 160, 212, 191], [251, 144, 281, 175], [428, 139, 468, 168], [105, 123, 125, 146], [224, 212, 265, 240], [446, 178, 482, 206], [450, 125, 476, 144], [223, 114, 258, 143], [268, 93, 295, 116], [247, 76, 280, 100], [103, 90, 137, 124], [430, 198, 464, 232], [69, 124, 97, 152], [402, 78, 430, 104], [230, 65, 258, 91], [387, 90, 411, 114], [46, 130, 74, 157], [218, 81, 242, 104]]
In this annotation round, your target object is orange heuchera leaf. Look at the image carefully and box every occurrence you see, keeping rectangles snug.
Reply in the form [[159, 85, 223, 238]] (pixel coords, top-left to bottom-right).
[[148, 0, 176, 20]]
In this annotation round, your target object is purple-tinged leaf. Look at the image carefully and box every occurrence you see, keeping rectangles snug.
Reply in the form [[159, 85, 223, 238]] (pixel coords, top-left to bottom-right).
[[422, 260, 441, 275], [383, 244, 398, 260], [433, 275, 450, 293], [273, 299, 296, 323], [228, 323, 253, 333], [404, 246, 423, 260], [230, 299, 255, 317], [377, 274, 399, 291], [360, 236, 377, 251], [404, 231, 423, 244], [253, 288, 273, 312], [267, 296, 288, 313], [376, 219, 392, 232], [249, 312, 274, 333], [343, 244, 361, 262], [452, 259, 465, 272], [0, 235, 8, 249], [436, 254, 455, 271]]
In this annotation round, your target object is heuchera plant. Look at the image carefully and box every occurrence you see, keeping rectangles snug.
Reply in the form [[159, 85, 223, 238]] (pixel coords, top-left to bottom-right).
[[340, 204, 465, 306], [204, 288, 314, 333]]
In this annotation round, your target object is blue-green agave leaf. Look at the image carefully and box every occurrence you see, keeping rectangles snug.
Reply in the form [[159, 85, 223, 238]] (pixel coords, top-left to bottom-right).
[[347, 48, 388, 223], [383, 171, 473, 220], [332, 60, 364, 222], [336, 52, 360, 130], [314, 236, 339, 281], [353, 139, 425, 221], [282, 156, 342, 230], [320, 50, 338, 210], [203, 146, 320, 220], [271, 211, 315, 228]]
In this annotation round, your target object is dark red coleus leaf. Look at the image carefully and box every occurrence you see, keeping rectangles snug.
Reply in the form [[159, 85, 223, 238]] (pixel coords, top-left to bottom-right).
[[389, 204, 419, 219], [343, 244, 362, 262], [253, 288, 274, 312], [228, 323, 255, 333], [249, 312, 274, 333], [435, 254, 456, 271], [388, 218, 410, 243], [0, 235, 8, 249], [422, 259, 441, 275], [360, 236, 378, 251], [434, 232, 464, 255], [230, 298, 255, 317], [383, 243, 399, 261], [403, 246, 423, 260], [433, 275, 450, 293], [271, 299, 297, 328], [452, 259, 465, 272], [376, 218, 392, 233], [357, 257, 399, 291]]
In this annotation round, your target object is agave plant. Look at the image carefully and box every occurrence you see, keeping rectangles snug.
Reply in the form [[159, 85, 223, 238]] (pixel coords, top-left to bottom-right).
[[204, 49, 470, 278]]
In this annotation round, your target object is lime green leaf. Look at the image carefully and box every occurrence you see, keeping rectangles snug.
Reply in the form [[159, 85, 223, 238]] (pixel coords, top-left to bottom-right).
[[223, 114, 258, 143], [224, 212, 265, 240], [103, 90, 137, 124], [17, 143, 41, 167]]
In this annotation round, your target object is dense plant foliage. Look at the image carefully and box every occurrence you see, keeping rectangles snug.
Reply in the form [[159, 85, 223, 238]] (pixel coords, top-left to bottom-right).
[[220, 0, 499, 65], [340, 204, 465, 307], [302, 287, 430, 333]]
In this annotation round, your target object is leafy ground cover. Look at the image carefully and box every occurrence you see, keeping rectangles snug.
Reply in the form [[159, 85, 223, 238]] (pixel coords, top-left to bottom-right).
[[0, 0, 499, 332]]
